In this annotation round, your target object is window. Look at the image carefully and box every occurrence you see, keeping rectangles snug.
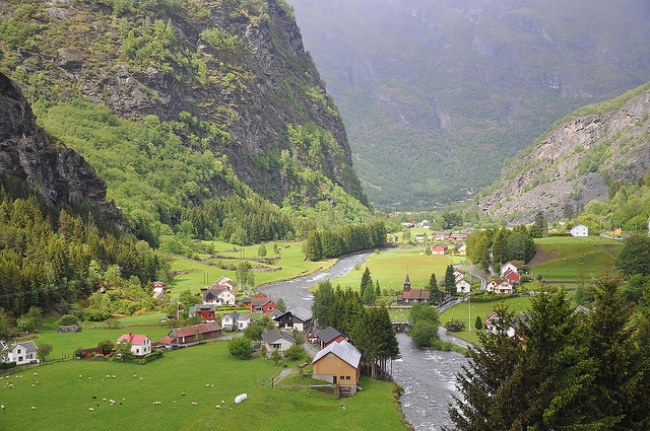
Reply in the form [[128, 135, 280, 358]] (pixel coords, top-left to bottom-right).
[[340, 376, 345, 380], [346, 376, 351, 380]]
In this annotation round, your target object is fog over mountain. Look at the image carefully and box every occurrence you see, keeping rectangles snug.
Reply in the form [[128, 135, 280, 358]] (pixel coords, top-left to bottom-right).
[[289, 0, 650, 209]]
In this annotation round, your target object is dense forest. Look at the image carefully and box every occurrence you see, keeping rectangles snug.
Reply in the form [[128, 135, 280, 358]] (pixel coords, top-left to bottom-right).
[[0, 176, 166, 319]]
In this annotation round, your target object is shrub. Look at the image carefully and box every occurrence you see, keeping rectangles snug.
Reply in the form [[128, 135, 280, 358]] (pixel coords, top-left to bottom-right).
[[284, 344, 307, 361], [60, 314, 79, 326], [445, 320, 466, 332]]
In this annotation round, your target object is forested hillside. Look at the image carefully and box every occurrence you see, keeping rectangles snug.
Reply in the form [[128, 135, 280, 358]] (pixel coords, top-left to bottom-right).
[[0, 0, 371, 241], [289, 0, 650, 209]]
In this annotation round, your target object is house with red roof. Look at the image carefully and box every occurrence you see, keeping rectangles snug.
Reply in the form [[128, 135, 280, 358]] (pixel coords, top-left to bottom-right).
[[500, 262, 518, 277], [503, 269, 521, 284], [117, 333, 151, 357], [201, 284, 236, 306], [486, 279, 515, 294]]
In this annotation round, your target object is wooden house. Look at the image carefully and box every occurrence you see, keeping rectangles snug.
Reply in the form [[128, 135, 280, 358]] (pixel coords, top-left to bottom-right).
[[312, 340, 362, 392]]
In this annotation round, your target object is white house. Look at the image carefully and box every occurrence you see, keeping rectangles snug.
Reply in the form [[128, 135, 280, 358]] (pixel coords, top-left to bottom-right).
[[486, 280, 515, 294], [261, 328, 296, 355], [456, 279, 471, 294], [571, 224, 588, 237], [117, 333, 151, 357], [202, 284, 236, 306], [221, 313, 251, 331], [1, 341, 39, 365]]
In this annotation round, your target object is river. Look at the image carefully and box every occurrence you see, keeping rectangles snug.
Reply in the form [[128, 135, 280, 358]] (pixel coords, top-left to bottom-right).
[[259, 251, 468, 430]]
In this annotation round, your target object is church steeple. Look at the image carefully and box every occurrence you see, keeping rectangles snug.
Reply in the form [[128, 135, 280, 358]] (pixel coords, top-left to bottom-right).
[[404, 272, 411, 292]]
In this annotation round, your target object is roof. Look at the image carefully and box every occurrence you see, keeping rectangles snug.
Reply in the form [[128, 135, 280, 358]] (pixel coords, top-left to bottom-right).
[[10, 340, 39, 353], [171, 322, 221, 338], [117, 333, 149, 345], [312, 340, 361, 369], [223, 313, 250, 321], [275, 306, 312, 323], [317, 326, 345, 344], [398, 288, 430, 300], [262, 328, 296, 345], [251, 296, 274, 306]]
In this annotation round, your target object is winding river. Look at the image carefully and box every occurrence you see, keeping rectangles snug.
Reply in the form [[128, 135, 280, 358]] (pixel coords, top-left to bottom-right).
[[259, 252, 468, 430]]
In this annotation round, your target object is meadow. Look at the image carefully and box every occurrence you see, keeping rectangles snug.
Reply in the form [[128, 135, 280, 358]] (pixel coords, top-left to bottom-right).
[[330, 247, 464, 293], [529, 236, 622, 281], [1, 341, 409, 431], [170, 239, 337, 293]]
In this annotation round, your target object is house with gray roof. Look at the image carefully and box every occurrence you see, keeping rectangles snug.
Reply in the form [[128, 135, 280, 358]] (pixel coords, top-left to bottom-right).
[[261, 328, 296, 356], [312, 340, 362, 394], [316, 326, 348, 349], [2, 340, 39, 365], [273, 306, 313, 333]]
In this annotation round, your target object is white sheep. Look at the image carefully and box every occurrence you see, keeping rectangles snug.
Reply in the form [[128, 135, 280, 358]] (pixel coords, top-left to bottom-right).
[[31, 406, 36, 410], [33, 373, 38, 376], [89, 408, 94, 411], [112, 375, 116, 378], [32, 384, 35, 387], [206, 384, 210, 387], [106, 375, 110, 378], [102, 398, 107, 402], [191, 401, 198, 406], [79, 375, 82, 378], [215, 405, 221, 409]]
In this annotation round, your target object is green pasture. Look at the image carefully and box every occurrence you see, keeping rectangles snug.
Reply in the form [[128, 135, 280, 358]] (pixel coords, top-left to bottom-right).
[[32, 327, 173, 360], [330, 248, 463, 292], [170, 240, 336, 293], [1, 341, 409, 431], [530, 236, 622, 281]]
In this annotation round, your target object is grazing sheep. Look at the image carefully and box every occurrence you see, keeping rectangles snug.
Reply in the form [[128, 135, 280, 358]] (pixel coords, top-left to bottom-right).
[[221, 400, 225, 404], [191, 401, 198, 406], [112, 375, 116, 378], [133, 375, 137, 378], [35, 381, 39, 385], [106, 375, 110, 378], [32, 384, 35, 387], [33, 373, 38, 376], [102, 398, 107, 402], [139, 377, 143, 380], [181, 392, 186, 396], [206, 384, 210, 387], [31, 406, 36, 410], [215, 405, 221, 409], [88, 408, 94, 411], [79, 375, 82, 378]]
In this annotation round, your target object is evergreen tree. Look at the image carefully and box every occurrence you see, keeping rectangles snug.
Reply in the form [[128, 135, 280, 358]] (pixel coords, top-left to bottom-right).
[[474, 316, 482, 330], [491, 228, 509, 268], [360, 267, 372, 299], [444, 265, 456, 297], [616, 234, 650, 277], [427, 273, 441, 305], [375, 279, 381, 297], [305, 230, 323, 261], [257, 243, 267, 258]]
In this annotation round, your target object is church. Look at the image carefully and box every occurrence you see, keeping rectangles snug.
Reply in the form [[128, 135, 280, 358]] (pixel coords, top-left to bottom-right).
[[396, 273, 430, 304]]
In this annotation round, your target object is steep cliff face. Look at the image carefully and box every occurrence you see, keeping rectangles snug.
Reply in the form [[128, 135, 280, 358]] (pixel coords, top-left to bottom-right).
[[0, 72, 127, 229], [1, 0, 366, 207], [477, 83, 650, 223]]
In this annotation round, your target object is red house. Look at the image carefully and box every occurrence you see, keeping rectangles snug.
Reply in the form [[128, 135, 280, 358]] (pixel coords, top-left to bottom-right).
[[316, 326, 348, 350], [431, 244, 449, 255], [503, 269, 521, 283], [241, 293, 276, 314]]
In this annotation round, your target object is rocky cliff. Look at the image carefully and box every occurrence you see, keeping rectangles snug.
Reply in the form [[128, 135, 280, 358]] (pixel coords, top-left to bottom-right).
[[0, 72, 127, 229], [1, 0, 366, 208], [477, 82, 650, 223]]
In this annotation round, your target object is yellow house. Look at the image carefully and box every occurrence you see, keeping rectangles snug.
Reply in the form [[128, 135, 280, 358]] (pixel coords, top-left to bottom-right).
[[312, 340, 361, 387]]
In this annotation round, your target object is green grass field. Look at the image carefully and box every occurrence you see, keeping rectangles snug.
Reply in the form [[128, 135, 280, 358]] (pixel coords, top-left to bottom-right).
[[331, 248, 463, 292], [1, 341, 409, 430], [169, 239, 336, 293], [530, 236, 622, 281]]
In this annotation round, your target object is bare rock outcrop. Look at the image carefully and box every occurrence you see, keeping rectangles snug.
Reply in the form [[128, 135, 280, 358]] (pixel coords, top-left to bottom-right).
[[0, 72, 127, 230]]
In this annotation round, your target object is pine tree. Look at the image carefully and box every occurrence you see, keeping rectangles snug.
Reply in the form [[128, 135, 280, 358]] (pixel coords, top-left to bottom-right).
[[427, 273, 440, 305], [444, 265, 456, 297], [360, 267, 372, 299]]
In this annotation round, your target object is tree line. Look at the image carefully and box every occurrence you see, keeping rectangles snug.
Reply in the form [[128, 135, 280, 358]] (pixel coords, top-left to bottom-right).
[[304, 221, 387, 261]]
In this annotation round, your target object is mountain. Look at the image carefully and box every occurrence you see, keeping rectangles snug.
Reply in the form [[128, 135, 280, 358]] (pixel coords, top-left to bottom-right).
[[289, 0, 650, 209], [0, 0, 367, 226], [477, 81, 650, 224], [0, 71, 126, 230]]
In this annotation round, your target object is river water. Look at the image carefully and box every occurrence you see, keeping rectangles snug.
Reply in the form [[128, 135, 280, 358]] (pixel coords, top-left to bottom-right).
[[259, 251, 468, 430]]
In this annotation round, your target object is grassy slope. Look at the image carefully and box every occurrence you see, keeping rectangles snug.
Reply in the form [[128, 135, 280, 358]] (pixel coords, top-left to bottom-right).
[[1, 342, 409, 430], [530, 236, 622, 280]]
